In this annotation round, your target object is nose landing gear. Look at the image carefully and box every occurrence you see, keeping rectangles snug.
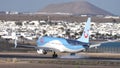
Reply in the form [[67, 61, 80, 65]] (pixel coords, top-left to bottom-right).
[[52, 52, 58, 58]]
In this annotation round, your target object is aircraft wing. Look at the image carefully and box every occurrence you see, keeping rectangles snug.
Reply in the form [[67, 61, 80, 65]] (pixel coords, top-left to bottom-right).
[[89, 39, 120, 48], [16, 44, 60, 52], [17, 44, 37, 48]]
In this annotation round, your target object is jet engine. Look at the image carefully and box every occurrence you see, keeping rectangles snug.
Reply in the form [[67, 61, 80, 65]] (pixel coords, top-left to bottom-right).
[[37, 49, 47, 55]]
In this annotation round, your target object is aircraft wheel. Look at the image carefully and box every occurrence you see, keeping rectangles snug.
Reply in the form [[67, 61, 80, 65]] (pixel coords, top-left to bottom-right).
[[52, 52, 58, 58], [43, 51, 47, 55]]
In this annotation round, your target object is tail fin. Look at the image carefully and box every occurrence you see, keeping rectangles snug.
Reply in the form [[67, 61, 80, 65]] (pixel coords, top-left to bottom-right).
[[77, 17, 91, 43]]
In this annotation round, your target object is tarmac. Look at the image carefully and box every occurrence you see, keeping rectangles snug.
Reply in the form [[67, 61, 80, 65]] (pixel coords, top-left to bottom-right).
[[0, 52, 120, 68], [0, 63, 119, 68]]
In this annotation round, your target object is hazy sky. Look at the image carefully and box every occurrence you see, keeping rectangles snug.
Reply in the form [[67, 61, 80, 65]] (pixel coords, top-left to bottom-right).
[[0, 0, 119, 15]]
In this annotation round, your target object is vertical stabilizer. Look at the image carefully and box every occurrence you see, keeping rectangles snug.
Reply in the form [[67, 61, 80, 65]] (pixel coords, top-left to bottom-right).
[[77, 17, 91, 43]]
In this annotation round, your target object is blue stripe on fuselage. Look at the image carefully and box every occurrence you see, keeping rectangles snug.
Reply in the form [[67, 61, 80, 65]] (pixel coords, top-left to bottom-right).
[[37, 36, 87, 50]]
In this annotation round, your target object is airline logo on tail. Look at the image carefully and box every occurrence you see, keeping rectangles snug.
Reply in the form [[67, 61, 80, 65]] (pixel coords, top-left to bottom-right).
[[84, 30, 89, 38]]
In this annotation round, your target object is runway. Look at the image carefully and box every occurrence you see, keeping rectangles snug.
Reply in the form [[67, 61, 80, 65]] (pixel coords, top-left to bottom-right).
[[0, 52, 120, 60], [0, 52, 52, 59], [0, 52, 120, 68]]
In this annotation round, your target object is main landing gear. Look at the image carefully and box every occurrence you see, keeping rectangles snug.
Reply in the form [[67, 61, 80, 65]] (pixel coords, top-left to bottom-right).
[[52, 52, 58, 58], [70, 53, 76, 56]]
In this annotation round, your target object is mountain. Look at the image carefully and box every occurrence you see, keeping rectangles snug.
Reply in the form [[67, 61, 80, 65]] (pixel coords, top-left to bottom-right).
[[39, 1, 113, 16]]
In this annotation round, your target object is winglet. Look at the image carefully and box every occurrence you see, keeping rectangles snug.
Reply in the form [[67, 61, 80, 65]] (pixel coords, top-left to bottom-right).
[[77, 17, 91, 43]]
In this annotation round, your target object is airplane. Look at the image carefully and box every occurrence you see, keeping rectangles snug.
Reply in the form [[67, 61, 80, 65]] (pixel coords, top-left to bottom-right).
[[36, 17, 91, 58], [14, 17, 118, 58]]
